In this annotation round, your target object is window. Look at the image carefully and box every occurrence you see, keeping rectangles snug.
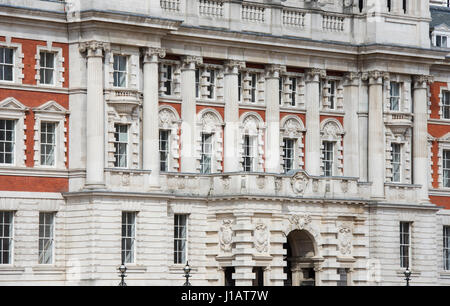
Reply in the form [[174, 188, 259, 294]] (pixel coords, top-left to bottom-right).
[[40, 122, 56, 166], [444, 226, 450, 271], [174, 214, 187, 264], [442, 91, 450, 119], [200, 133, 213, 174], [224, 267, 235, 286], [238, 72, 243, 102], [359, 0, 363, 12], [328, 80, 336, 109], [195, 68, 200, 98], [159, 130, 170, 172], [243, 135, 256, 172], [121, 212, 136, 264], [0, 119, 14, 165], [279, 77, 283, 105], [39, 52, 54, 85], [323, 141, 334, 176], [337, 268, 349, 286], [38, 212, 55, 264], [0, 211, 13, 264], [289, 77, 297, 106], [206, 69, 216, 99], [444, 150, 450, 188], [114, 124, 128, 168], [283, 138, 295, 173], [163, 64, 174, 96], [402, 0, 407, 13], [390, 82, 400, 111], [387, 0, 392, 12], [400, 222, 411, 268], [113, 55, 127, 88], [252, 267, 265, 286], [0, 47, 13, 81], [436, 35, 448, 48], [249, 73, 257, 103], [391, 143, 401, 183]]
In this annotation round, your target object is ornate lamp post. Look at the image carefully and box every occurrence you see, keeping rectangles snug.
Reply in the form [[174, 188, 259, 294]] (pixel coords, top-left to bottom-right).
[[118, 263, 127, 287], [404, 267, 411, 286], [183, 261, 192, 286]]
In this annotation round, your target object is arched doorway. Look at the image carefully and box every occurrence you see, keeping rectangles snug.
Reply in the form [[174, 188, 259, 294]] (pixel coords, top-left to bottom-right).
[[283, 229, 318, 286]]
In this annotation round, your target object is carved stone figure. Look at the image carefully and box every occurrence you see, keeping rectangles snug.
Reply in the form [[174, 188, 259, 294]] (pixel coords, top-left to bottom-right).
[[289, 214, 312, 230], [291, 172, 308, 194], [338, 225, 352, 255], [254, 223, 269, 253], [219, 219, 233, 251]]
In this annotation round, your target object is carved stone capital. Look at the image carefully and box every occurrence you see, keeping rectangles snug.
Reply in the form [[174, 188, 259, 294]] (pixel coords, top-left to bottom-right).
[[363, 70, 389, 85], [343, 72, 360, 86], [265, 64, 286, 79], [142, 47, 166, 63], [79, 41, 110, 58], [224, 60, 246, 75], [306, 68, 326, 83], [413, 75, 434, 89], [181, 55, 203, 70]]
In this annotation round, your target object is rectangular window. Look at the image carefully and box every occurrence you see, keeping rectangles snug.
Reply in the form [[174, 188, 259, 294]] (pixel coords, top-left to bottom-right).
[[400, 222, 411, 268], [323, 141, 334, 176], [328, 80, 336, 109], [337, 268, 349, 286], [243, 135, 255, 172], [387, 0, 392, 12], [200, 133, 213, 174], [39, 52, 54, 85], [443, 91, 450, 119], [0, 47, 13, 81], [289, 77, 297, 106], [159, 130, 170, 172], [121, 212, 136, 264], [252, 267, 265, 286], [174, 214, 187, 264], [195, 68, 200, 98], [163, 64, 173, 96], [391, 143, 401, 183], [283, 138, 295, 173], [249, 73, 257, 103], [238, 72, 242, 102], [390, 82, 400, 111], [279, 77, 283, 105], [436, 35, 448, 48], [0, 119, 14, 165], [38, 212, 55, 264], [443, 150, 450, 188], [113, 55, 127, 88], [207, 69, 216, 99], [0, 211, 13, 264], [40, 122, 56, 166], [444, 226, 450, 271], [114, 124, 128, 168], [224, 267, 235, 286]]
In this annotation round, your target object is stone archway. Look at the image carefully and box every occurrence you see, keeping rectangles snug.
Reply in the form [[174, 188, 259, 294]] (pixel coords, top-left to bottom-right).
[[283, 229, 320, 286]]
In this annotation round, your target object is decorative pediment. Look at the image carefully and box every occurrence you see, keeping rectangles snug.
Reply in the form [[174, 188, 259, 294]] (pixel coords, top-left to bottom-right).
[[438, 132, 450, 143], [433, 24, 450, 32], [33, 100, 69, 114], [0, 97, 29, 112]]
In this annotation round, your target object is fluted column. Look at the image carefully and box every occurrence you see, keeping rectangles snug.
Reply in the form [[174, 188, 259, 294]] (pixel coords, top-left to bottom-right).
[[413, 75, 433, 203], [367, 70, 389, 199], [265, 64, 286, 173], [305, 68, 326, 176], [180, 56, 202, 173], [143, 47, 166, 187], [79, 41, 109, 189], [223, 60, 245, 172], [343, 72, 360, 178]]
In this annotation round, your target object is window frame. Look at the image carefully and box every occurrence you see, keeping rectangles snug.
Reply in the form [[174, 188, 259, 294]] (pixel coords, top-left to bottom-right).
[[200, 133, 213, 174], [0, 119, 15, 166], [113, 124, 129, 168], [121, 211, 137, 264], [328, 80, 336, 110], [390, 82, 401, 112], [39, 121, 57, 167], [38, 212, 55, 265], [39, 51, 55, 86], [174, 214, 188, 265], [322, 141, 334, 177], [159, 129, 171, 172], [243, 134, 256, 172], [283, 138, 295, 174], [391, 143, 402, 183], [442, 91, 450, 120], [0, 211, 13, 265], [400, 221, 412, 269], [444, 226, 450, 271], [443, 150, 450, 188], [113, 54, 128, 88], [0, 47, 14, 82]]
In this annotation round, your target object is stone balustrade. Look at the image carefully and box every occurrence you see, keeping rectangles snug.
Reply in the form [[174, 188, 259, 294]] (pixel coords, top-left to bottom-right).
[[283, 9, 306, 28], [199, 0, 224, 18]]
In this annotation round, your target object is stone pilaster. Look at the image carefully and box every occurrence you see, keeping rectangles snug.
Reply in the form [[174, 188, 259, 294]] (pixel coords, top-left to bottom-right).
[[223, 60, 245, 173], [232, 212, 255, 286], [79, 41, 109, 189], [343, 72, 360, 178], [265, 64, 286, 173], [305, 68, 326, 176], [142, 47, 166, 187], [180, 55, 202, 173], [413, 75, 433, 203]]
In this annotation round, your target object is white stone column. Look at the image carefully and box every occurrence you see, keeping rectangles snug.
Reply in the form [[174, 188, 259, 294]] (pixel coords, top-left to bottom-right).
[[265, 64, 286, 173], [223, 60, 245, 173], [367, 71, 388, 199], [180, 56, 202, 173], [79, 41, 108, 189], [413, 75, 433, 203], [359, 80, 369, 182], [343, 72, 360, 178], [305, 68, 325, 176], [142, 47, 166, 187]]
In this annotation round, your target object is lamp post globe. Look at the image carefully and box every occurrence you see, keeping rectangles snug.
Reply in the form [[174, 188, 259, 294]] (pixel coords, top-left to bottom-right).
[[183, 261, 192, 286], [118, 263, 127, 287]]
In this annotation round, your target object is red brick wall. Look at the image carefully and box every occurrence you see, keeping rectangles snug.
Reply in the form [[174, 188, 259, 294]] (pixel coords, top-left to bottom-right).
[[0, 176, 68, 193], [430, 82, 447, 120]]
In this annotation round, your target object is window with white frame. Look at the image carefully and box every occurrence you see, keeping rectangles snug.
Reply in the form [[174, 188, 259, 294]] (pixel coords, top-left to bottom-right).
[[249, 73, 257, 103], [159, 130, 170, 172], [322, 141, 334, 176], [390, 82, 401, 111], [0, 119, 14, 165], [162, 64, 174, 96], [121, 212, 136, 264], [436, 35, 448, 48], [289, 77, 297, 106], [243, 135, 256, 172], [39, 52, 55, 85], [238, 72, 243, 102], [400, 222, 412, 268], [0, 47, 13, 82], [442, 91, 450, 119], [200, 133, 213, 174], [328, 80, 336, 109], [113, 55, 127, 88], [206, 69, 217, 100], [38, 212, 55, 264], [391, 143, 402, 183], [113, 124, 128, 168], [337, 268, 349, 286], [0, 211, 13, 264], [195, 68, 200, 98], [444, 226, 450, 271], [283, 138, 295, 173], [174, 214, 187, 264], [40, 122, 56, 166], [444, 150, 450, 188], [279, 77, 283, 105]]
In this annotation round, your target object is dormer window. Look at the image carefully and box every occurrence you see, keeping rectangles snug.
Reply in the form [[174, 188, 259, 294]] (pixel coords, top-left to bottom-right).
[[436, 35, 448, 48]]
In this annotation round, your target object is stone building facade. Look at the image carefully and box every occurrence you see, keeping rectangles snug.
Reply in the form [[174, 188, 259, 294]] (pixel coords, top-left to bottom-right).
[[0, 0, 450, 286]]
